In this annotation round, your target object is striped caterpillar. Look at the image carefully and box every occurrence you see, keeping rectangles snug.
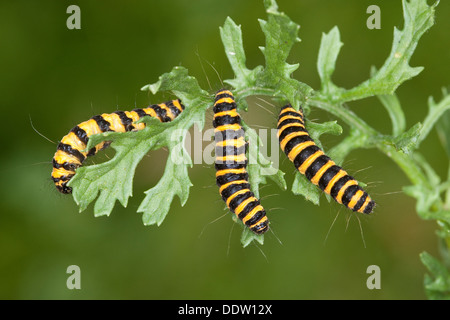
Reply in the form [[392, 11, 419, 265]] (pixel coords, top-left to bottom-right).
[[51, 99, 185, 194], [213, 89, 269, 234], [277, 104, 375, 214]]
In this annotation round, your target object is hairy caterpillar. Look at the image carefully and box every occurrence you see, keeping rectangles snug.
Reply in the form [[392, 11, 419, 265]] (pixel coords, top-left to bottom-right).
[[277, 104, 375, 214], [213, 89, 269, 234], [51, 99, 185, 194]]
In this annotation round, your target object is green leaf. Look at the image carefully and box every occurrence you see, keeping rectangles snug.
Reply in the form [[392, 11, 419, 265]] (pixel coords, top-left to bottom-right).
[[417, 89, 450, 149], [420, 251, 450, 300], [257, 0, 313, 108], [436, 108, 450, 159], [340, 0, 438, 101], [392, 122, 422, 154], [241, 227, 264, 248], [317, 26, 343, 95], [220, 17, 262, 91], [292, 172, 321, 206], [138, 145, 192, 226]]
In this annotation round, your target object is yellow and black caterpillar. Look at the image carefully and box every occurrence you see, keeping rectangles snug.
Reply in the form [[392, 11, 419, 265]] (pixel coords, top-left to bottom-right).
[[277, 104, 375, 214], [52, 99, 185, 194], [213, 89, 269, 234]]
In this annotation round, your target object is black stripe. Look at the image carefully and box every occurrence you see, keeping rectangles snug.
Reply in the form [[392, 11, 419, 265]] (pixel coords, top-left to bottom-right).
[[363, 200, 375, 214], [341, 185, 360, 207], [244, 208, 266, 226], [165, 100, 182, 118], [353, 192, 368, 212], [329, 175, 352, 199], [278, 124, 308, 143], [251, 221, 269, 234], [57, 142, 85, 163], [216, 171, 249, 186], [282, 134, 313, 155], [91, 115, 111, 133], [292, 145, 321, 170], [214, 162, 247, 171], [213, 102, 236, 113], [114, 111, 134, 131], [132, 108, 147, 118], [318, 165, 341, 191], [214, 91, 234, 102], [278, 111, 303, 121], [213, 114, 241, 127], [304, 155, 330, 181], [228, 191, 253, 213], [70, 126, 88, 145], [51, 173, 75, 183], [237, 199, 259, 221], [150, 105, 172, 122], [220, 182, 250, 202], [277, 117, 304, 129]]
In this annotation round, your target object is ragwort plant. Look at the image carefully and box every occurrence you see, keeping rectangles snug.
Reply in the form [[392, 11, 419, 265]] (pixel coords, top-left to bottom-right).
[[65, 0, 449, 298]]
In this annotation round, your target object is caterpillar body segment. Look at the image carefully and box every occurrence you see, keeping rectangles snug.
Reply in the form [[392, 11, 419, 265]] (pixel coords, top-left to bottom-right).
[[52, 99, 185, 194], [213, 89, 269, 235], [277, 104, 375, 214]]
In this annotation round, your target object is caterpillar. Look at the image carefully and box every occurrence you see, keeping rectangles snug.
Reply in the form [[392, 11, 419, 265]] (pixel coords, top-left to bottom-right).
[[213, 89, 269, 235], [51, 99, 185, 194], [277, 104, 375, 214]]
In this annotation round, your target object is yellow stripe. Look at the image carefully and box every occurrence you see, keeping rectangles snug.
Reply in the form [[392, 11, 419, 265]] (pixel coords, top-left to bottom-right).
[[298, 150, 323, 175], [278, 114, 303, 126], [129, 110, 146, 131], [234, 197, 255, 217], [348, 189, 364, 210], [78, 119, 102, 137], [52, 167, 75, 179], [279, 131, 309, 151], [143, 107, 159, 119], [53, 150, 82, 166], [216, 167, 247, 178], [219, 180, 248, 194], [214, 123, 242, 132], [287, 141, 315, 162], [323, 169, 346, 194], [214, 110, 239, 118], [225, 189, 249, 207], [277, 123, 305, 137], [358, 196, 372, 213], [101, 113, 126, 133], [216, 154, 247, 163], [215, 97, 235, 106], [172, 99, 183, 112], [217, 90, 233, 96], [60, 132, 86, 154], [215, 137, 245, 148], [310, 160, 335, 185], [250, 215, 268, 229], [243, 204, 264, 224], [158, 103, 176, 121], [336, 180, 358, 204]]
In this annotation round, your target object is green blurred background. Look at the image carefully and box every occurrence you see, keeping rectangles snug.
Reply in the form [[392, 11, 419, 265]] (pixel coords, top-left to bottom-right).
[[1, 0, 449, 299]]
